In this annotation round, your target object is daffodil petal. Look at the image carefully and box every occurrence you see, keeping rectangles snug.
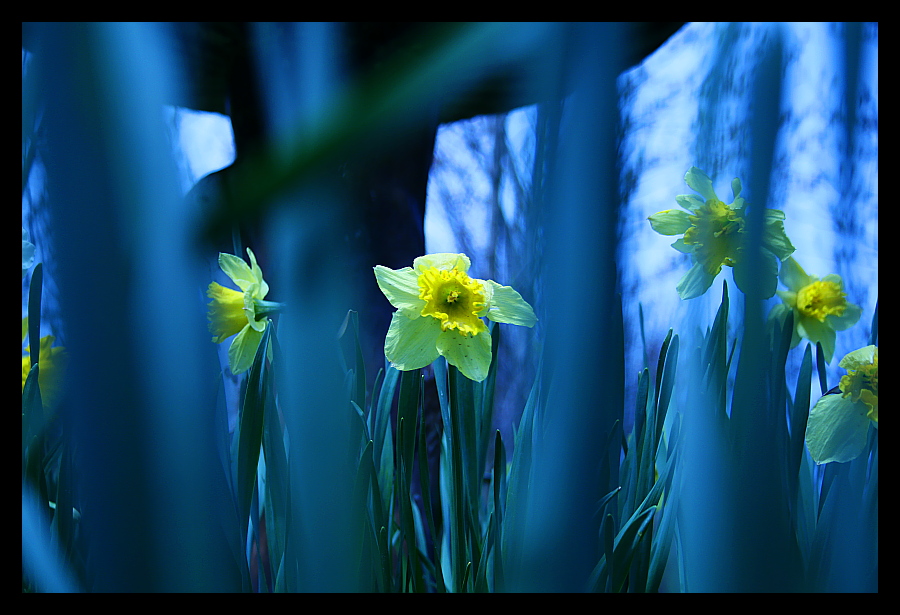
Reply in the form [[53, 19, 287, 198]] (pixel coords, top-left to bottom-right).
[[805, 393, 871, 464], [477, 278, 494, 315], [374, 265, 426, 316], [676, 261, 716, 300], [242, 283, 267, 332], [671, 238, 693, 254], [768, 302, 788, 322], [246, 248, 269, 299], [762, 214, 795, 261], [413, 253, 471, 274], [648, 210, 692, 235], [437, 329, 492, 382], [483, 280, 537, 327], [778, 257, 810, 291], [229, 324, 264, 375], [827, 302, 862, 331], [684, 167, 718, 201], [385, 311, 441, 371], [775, 289, 796, 304], [838, 345, 876, 371], [219, 252, 258, 293], [675, 194, 705, 213], [733, 248, 778, 299], [799, 316, 836, 363]]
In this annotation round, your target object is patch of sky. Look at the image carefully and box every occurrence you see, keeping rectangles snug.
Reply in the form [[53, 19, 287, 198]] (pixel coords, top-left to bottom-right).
[[163, 106, 235, 194], [422, 22, 877, 430], [78, 22, 875, 433]]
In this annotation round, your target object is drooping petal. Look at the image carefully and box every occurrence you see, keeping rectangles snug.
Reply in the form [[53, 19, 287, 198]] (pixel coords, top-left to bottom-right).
[[384, 311, 441, 371], [762, 213, 795, 261], [799, 316, 837, 363], [778, 257, 810, 292], [413, 253, 471, 274], [483, 280, 537, 327], [229, 324, 264, 375], [437, 328, 493, 382], [477, 278, 494, 315], [684, 167, 718, 201], [670, 238, 693, 253], [219, 252, 258, 293], [731, 177, 742, 200], [246, 248, 269, 299], [805, 394, 871, 464], [648, 210, 692, 235], [733, 248, 778, 299], [767, 302, 790, 323], [676, 261, 716, 300], [374, 265, 426, 316], [675, 194, 705, 213]]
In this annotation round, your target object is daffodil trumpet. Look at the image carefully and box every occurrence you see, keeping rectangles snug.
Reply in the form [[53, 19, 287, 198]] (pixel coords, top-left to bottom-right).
[[805, 345, 877, 464], [767, 256, 861, 363], [22, 329, 67, 410]]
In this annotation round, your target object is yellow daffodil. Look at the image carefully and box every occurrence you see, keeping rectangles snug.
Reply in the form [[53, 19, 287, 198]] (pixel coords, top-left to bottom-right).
[[207, 248, 283, 375], [23, 227, 35, 278], [648, 167, 795, 300], [767, 257, 862, 363], [805, 345, 877, 464], [22, 330, 68, 410], [374, 253, 537, 382]]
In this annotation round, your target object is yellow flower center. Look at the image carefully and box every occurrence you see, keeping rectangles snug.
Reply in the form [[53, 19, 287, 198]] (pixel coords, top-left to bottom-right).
[[418, 266, 487, 336], [839, 351, 878, 423], [795, 280, 847, 322], [683, 199, 745, 275]]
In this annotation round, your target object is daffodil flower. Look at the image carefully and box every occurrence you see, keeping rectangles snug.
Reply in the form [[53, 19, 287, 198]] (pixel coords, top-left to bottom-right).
[[22, 326, 67, 410], [767, 257, 862, 363], [207, 248, 283, 375], [805, 345, 878, 464], [648, 167, 795, 300], [23, 227, 35, 278], [374, 253, 537, 382]]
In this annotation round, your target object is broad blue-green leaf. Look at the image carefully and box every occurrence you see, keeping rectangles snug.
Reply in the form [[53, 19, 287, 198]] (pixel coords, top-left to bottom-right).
[[610, 505, 657, 592], [869, 300, 878, 346], [28, 263, 43, 373], [236, 325, 271, 536]]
